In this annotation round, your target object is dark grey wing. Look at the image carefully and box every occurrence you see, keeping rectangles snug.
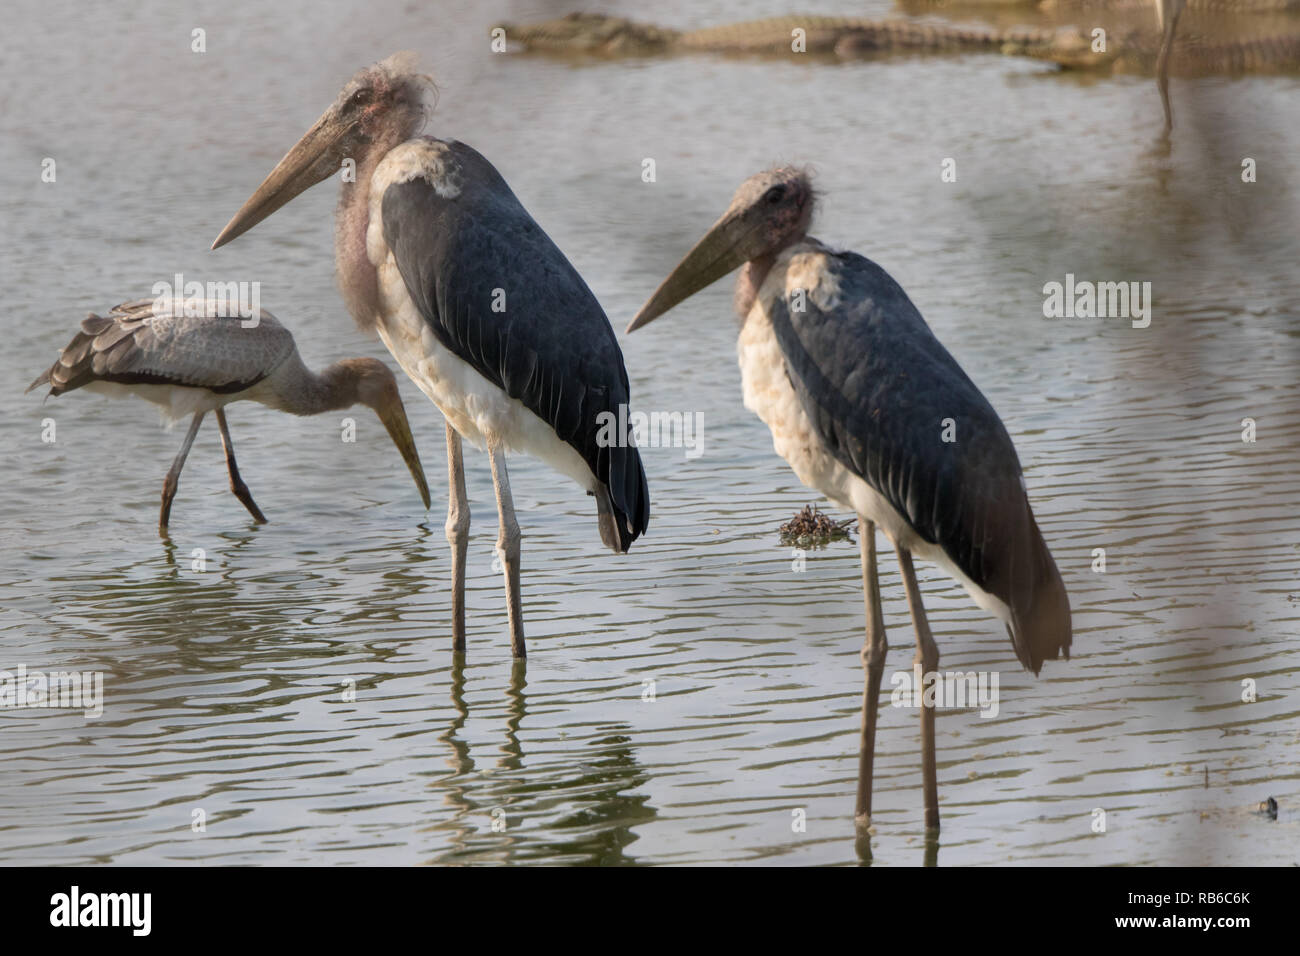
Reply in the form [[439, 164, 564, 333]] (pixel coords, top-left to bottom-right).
[[27, 299, 294, 397], [381, 140, 649, 551], [767, 248, 1069, 672]]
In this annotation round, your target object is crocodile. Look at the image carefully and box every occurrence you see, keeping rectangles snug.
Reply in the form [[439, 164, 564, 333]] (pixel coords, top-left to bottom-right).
[[1037, 0, 1300, 11], [496, 12, 1056, 59], [1004, 26, 1300, 72], [498, 12, 1300, 75], [899, 0, 1300, 9]]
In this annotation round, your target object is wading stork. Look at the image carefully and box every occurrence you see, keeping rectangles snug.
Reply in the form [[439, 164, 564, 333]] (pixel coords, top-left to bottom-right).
[[27, 298, 430, 533], [628, 168, 1071, 831], [210, 53, 649, 658]]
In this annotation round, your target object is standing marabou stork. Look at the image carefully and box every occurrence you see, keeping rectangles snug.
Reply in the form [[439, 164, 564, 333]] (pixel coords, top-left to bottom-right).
[[27, 298, 430, 533], [210, 53, 649, 658], [628, 168, 1071, 831]]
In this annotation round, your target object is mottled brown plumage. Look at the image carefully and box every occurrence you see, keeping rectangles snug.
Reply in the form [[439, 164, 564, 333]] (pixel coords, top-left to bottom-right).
[[28, 297, 431, 533], [28, 300, 289, 399]]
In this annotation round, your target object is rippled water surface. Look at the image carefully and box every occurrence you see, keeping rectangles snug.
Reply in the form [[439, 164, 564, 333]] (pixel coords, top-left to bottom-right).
[[1, 0, 1298, 865]]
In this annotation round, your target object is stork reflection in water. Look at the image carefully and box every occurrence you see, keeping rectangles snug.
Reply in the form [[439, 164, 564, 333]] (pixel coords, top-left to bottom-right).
[[212, 53, 649, 659], [629, 168, 1071, 830], [27, 298, 430, 533]]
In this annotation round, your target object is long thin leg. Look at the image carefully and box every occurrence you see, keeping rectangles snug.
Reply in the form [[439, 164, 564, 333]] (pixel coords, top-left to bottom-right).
[[445, 422, 470, 653], [215, 409, 267, 524], [896, 547, 940, 831], [159, 412, 206, 535], [1156, 62, 1173, 133], [855, 517, 888, 828], [486, 437, 525, 659], [1155, 0, 1184, 131]]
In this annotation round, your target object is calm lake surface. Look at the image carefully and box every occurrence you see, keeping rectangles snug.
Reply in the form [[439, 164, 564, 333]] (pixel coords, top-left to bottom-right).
[[1, 0, 1298, 865]]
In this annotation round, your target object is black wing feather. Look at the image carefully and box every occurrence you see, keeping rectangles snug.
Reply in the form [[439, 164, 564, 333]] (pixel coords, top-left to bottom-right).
[[381, 140, 649, 550]]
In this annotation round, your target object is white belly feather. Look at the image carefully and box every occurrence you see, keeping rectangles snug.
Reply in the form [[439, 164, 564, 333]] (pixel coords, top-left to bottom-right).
[[83, 381, 235, 425], [738, 249, 1012, 624]]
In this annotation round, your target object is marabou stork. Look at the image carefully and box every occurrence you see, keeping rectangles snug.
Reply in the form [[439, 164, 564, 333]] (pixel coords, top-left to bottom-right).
[[211, 53, 649, 658], [628, 168, 1071, 830], [27, 298, 430, 533]]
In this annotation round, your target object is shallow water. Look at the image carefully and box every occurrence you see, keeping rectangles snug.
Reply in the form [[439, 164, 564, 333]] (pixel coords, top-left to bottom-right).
[[1, 0, 1298, 865]]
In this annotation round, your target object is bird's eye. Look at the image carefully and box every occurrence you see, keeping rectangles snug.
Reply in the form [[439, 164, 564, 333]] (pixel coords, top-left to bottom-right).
[[764, 185, 786, 204], [348, 89, 373, 109]]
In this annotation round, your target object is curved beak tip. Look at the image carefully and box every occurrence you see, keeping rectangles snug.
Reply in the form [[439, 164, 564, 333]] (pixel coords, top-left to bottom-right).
[[406, 454, 432, 509], [377, 403, 430, 509]]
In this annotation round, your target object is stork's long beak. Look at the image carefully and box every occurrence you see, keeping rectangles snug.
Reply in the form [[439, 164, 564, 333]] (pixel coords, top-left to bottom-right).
[[627, 211, 758, 332], [377, 399, 431, 509], [211, 107, 352, 250]]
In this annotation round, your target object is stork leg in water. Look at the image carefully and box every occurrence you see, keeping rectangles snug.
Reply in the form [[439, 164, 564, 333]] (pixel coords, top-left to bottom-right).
[[854, 523, 942, 831], [898, 547, 941, 831], [488, 438, 525, 659], [216, 408, 268, 524], [855, 518, 888, 828], [160, 412, 206, 533], [445, 423, 469, 653], [1156, 0, 1186, 130]]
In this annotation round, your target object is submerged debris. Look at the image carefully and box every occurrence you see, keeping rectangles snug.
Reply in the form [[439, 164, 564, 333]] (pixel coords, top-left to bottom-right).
[[779, 504, 854, 548]]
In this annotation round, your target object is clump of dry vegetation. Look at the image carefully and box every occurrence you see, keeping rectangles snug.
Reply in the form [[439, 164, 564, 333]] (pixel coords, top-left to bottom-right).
[[778, 504, 854, 548]]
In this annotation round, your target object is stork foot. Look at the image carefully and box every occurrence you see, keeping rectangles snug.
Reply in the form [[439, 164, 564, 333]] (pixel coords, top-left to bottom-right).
[[228, 471, 268, 524], [159, 477, 178, 534]]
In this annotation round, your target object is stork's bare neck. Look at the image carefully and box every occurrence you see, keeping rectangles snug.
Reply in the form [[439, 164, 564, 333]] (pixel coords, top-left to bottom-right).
[[738, 232, 844, 317], [260, 354, 381, 416], [335, 119, 424, 329], [735, 254, 778, 319]]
